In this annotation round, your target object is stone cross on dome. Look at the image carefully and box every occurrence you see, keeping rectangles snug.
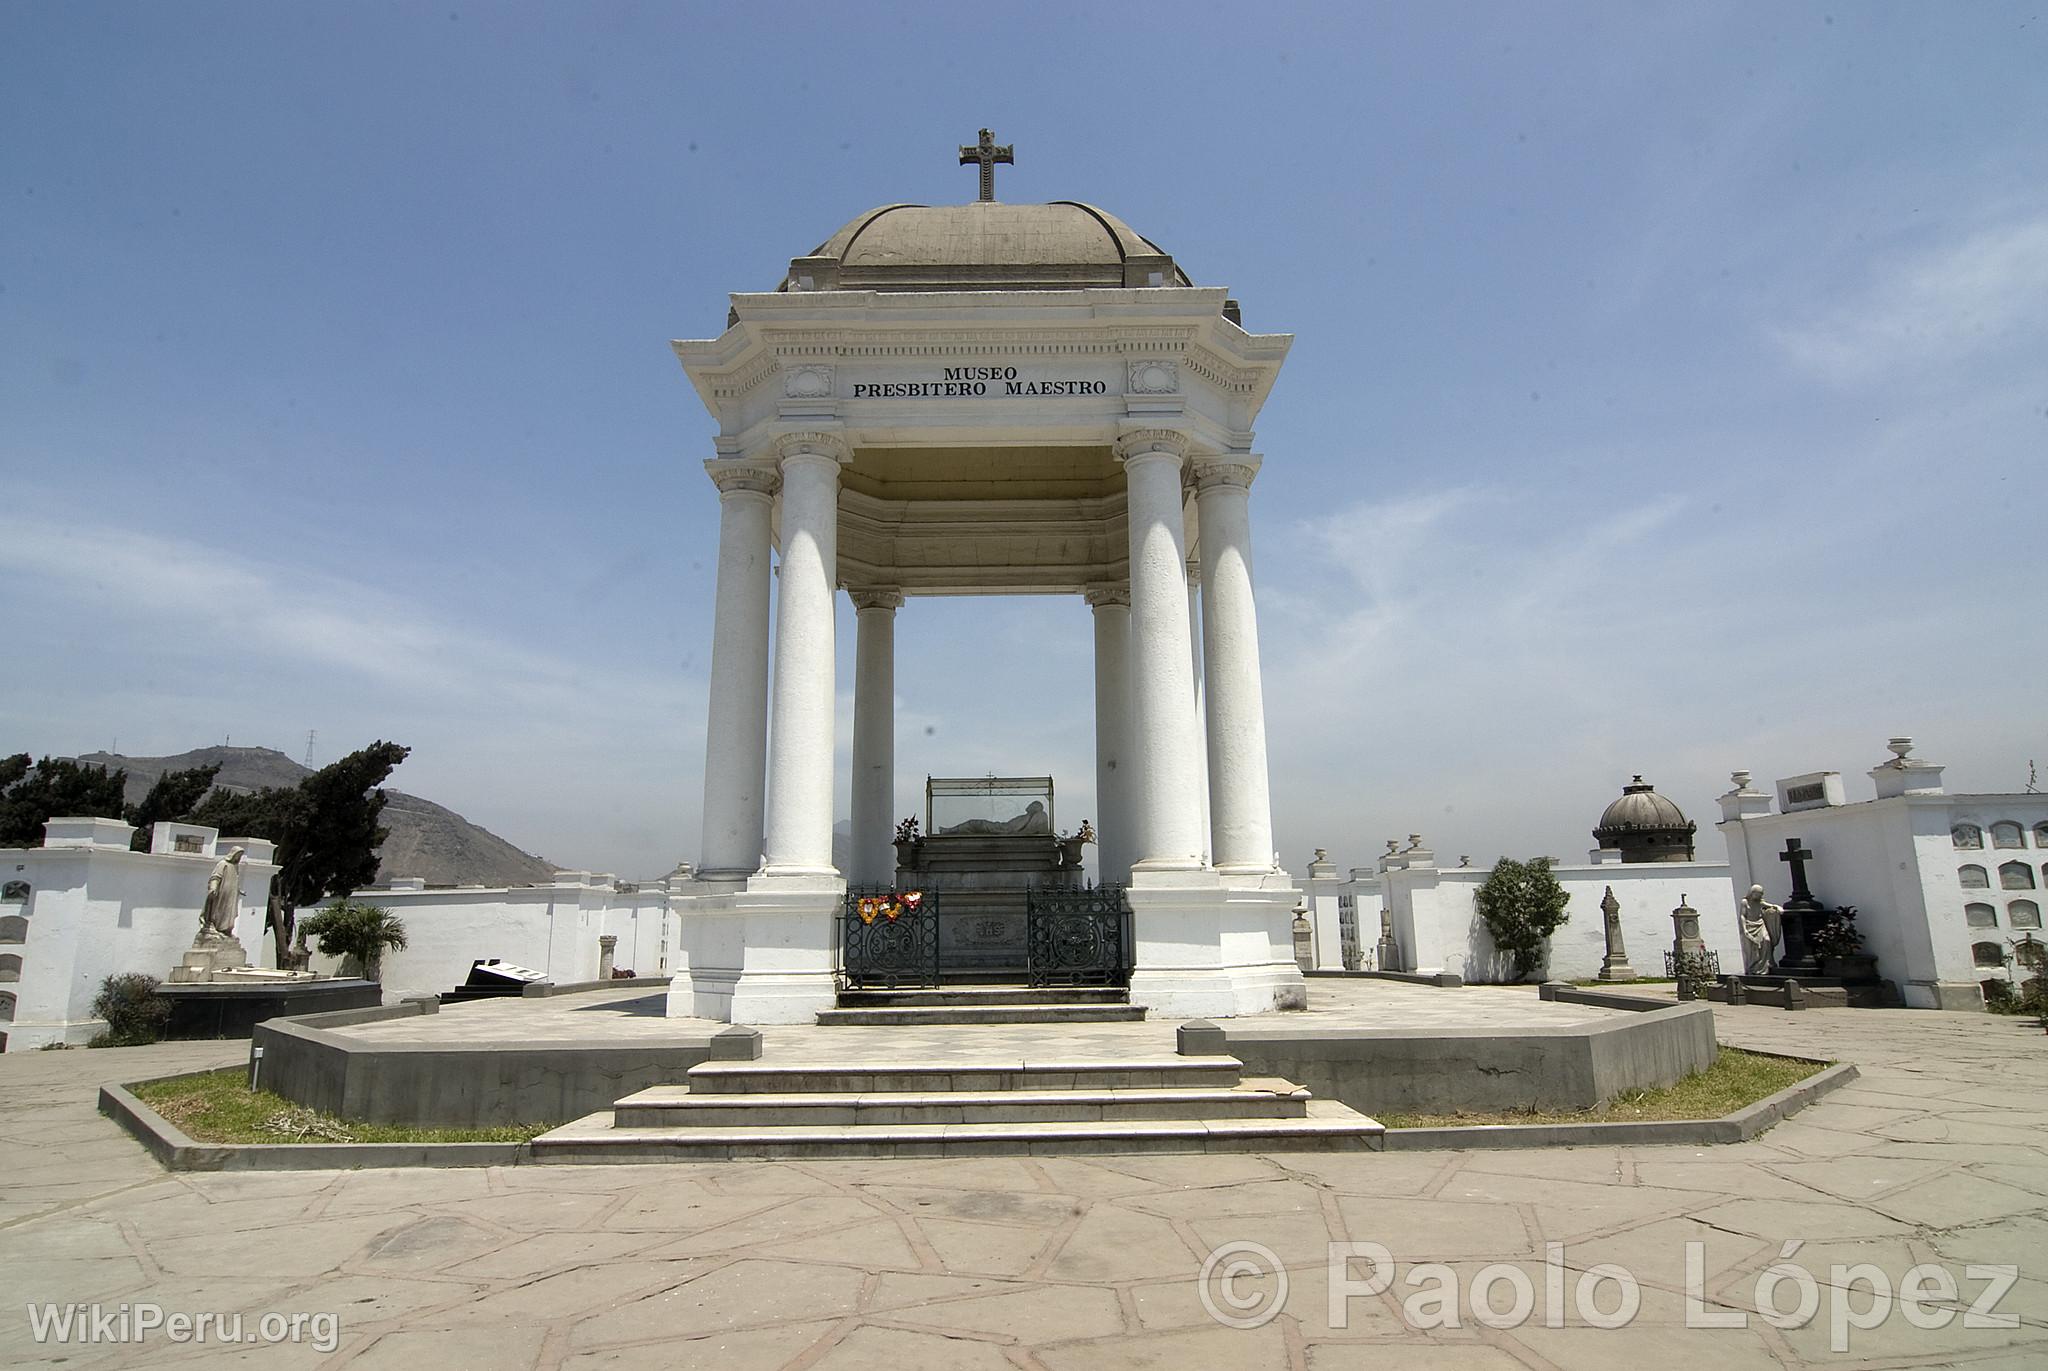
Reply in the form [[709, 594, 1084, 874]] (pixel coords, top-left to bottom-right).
[[958, 127, 1014, 202]]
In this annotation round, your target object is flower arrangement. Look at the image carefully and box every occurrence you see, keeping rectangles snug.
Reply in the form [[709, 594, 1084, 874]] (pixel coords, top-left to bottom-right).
[[856, 890, 924, 925], [894, 815, 922, 844]]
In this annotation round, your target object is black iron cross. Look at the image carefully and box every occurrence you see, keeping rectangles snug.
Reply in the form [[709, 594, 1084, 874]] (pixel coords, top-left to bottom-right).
[[958, 128, 1013, 202], [1779, 838, 1817, 905]]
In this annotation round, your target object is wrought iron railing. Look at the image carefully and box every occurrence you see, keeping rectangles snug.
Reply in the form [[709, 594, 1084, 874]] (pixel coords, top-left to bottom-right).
[[1025, 883, 1132, 988], [1664, 948, 1720, 979], [839, 887, 939, 989]]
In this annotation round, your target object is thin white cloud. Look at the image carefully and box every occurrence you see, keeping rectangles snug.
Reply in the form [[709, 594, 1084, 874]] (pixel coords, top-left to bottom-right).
[[1772, 209, 2048, 384], [0, 522, 689, 720]]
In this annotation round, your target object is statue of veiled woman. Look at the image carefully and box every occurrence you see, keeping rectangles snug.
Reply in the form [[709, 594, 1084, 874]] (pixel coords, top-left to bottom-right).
[[199, 847, 247, 940]]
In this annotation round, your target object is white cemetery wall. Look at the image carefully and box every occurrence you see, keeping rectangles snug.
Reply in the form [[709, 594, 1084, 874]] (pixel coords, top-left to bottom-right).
[[599, 883, 678, 979], [1724, 791, 2048, 1009], [308, 877, 680, 1003], [1374, 857, 1738, 983], [305, 886, 562, 1003], [1, 825, 274, 1050]]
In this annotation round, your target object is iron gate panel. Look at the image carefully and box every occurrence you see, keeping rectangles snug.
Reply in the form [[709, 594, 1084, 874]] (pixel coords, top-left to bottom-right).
[[1025, 883, 1132, 988], [840, 887, 939, 989]]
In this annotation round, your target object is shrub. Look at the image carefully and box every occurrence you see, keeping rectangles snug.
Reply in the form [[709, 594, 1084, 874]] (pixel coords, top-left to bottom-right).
[[1809, 905, 1865, 961], [296, 900, 407, 979], [1474, 857, 1571, 982], [90, 973, 172, 1047]]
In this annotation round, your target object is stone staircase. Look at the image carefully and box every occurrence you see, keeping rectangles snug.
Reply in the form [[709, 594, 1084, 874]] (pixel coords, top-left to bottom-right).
[[531, 1055, 1384, 1160], [817, 986, 1146, 1026]]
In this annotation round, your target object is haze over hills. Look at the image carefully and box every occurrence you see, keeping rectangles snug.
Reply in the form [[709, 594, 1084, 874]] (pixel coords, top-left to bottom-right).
[[75, 746, 559, 887]]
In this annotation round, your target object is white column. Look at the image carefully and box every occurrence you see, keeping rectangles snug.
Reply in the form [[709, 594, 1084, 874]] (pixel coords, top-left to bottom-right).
[[1187, 557, 1211, 865], [761, 437, 846, 877], [1086, 585, 1132, 884], [1195, 461, 1276, 874], [1116, 432, 1207, 870], [849, 588, 902, 887], [696, 464, 777, 878]]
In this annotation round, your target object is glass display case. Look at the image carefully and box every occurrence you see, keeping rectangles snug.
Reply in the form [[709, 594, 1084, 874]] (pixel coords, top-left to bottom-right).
[[927, 776, 1055, 837]]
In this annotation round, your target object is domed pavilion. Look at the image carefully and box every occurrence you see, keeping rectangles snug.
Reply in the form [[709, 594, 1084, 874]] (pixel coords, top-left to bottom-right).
[[667, 131, 1300, 1024]]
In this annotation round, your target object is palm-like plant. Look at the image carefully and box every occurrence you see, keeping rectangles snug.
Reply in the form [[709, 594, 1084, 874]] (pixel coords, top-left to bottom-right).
[[296, 900, 408, 980]]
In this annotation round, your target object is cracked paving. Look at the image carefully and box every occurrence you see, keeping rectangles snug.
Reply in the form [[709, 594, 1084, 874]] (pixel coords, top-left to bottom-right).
[[2, 999, 2045, 1369]]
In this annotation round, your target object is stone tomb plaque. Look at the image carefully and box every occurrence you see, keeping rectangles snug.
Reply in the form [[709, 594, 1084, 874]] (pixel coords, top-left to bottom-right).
[[1776, 771, 1846, 813]]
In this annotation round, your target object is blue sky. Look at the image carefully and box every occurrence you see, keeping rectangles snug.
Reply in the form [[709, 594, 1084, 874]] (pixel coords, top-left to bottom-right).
[[4, 3, 2044, 877]]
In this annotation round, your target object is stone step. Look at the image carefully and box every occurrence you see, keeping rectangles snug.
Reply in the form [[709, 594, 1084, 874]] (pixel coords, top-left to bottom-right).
[[814, 1004, 1147, 1026], [612, 1081, 1310, 1128], [835, 986, 1128, 1007], [683, 1056, 1241, 1095], [532, 1102, 1384, 1161]]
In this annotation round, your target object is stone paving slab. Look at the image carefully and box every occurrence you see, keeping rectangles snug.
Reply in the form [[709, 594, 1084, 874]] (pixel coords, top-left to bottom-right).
[[4, 1001, 2047, 1368]]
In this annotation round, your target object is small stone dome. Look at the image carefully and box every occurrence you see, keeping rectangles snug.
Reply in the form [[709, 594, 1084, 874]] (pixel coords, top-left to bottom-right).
[[1593, 776, 1697, 864], [782, 200, 1194, 293]]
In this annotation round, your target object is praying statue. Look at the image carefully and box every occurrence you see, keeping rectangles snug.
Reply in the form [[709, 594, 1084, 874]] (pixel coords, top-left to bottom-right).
[[198, 847, 247, 941], [1738, 884, 1782, 975]]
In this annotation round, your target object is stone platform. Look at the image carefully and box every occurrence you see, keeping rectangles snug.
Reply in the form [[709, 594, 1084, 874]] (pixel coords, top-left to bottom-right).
[[253, 978, 1709, 1129], [159, 977, 381, 1041]]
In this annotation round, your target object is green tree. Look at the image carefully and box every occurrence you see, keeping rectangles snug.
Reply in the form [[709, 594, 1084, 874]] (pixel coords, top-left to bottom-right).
[[125, 763, 223, 852], [1474, 857, 1572, 982], [0, 755, 128, 847], [296, 899, 408, 979], [188, 740, 410, 966]]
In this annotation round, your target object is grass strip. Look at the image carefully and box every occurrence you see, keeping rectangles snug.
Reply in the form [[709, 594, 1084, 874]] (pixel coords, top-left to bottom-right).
[[132, 1068, 550, 1144], [1377, 1046, 1825, 1129]]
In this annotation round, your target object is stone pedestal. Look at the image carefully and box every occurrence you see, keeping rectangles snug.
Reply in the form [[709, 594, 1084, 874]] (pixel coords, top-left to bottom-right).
[[168, 936, 251, 984], [667, 872, 843, 1024], [598, 935, 618, 980], [894, 831, 1083, 980], [1125, 870, 1305, 1018]]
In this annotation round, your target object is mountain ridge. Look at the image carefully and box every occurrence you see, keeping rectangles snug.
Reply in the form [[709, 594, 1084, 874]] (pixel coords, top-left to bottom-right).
[[73, 745, 559, 888]]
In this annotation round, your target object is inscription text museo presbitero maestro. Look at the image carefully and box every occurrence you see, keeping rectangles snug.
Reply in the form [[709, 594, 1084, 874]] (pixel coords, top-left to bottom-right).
[[851, 367, 1109, 399]]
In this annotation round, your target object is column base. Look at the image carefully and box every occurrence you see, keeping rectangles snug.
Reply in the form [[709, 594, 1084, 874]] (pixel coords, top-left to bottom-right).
[[1125, 871, 1307, 1018], [666, 871, 844, 1024]]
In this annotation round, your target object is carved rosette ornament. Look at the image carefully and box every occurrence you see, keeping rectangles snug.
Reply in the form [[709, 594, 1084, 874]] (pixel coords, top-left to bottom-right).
[[1126, 360, 1178, 394], [784, 365, 834, 399]]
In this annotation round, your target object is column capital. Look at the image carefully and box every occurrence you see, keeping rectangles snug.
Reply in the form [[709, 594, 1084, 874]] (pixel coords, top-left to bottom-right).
[[706, 461, 780, 498], [774, 430, 852, 467], [1083, 583, 1130, 609], [849, 587, 904, 612], [1192, 458, 1261, 492], [1113, 427, 1192, 464]]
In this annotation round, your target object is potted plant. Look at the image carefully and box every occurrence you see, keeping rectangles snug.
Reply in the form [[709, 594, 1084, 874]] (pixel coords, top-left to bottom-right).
[[1811, 905, 1877, 981], [1056, 819, 1095, 868], [893, 815, 923, 871]]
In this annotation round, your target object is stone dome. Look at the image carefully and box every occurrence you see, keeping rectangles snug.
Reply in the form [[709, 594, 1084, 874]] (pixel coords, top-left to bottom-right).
[[781, 200, 1195, 294], [1593, 776, 1697, 864]]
